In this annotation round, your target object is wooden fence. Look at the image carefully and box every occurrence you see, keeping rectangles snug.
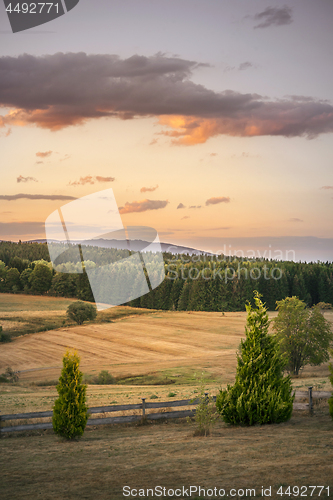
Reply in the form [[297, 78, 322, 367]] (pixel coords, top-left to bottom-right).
[[0, 389, 331, 434]]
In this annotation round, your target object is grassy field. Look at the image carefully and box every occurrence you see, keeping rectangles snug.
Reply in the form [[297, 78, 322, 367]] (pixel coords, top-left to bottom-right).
[[0, 292, 153, 339], [1, 405, 333, 500]]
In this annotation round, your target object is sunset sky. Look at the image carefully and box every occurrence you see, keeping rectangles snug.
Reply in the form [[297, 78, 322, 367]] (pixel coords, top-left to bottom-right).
[[0, 0, 333, 261]]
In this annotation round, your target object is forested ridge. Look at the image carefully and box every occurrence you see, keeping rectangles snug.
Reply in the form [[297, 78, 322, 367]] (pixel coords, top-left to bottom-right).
[[0, 241, 332, 311]]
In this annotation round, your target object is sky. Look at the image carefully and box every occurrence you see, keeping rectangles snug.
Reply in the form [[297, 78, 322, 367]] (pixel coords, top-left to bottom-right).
[[0, 0, 333, 261]]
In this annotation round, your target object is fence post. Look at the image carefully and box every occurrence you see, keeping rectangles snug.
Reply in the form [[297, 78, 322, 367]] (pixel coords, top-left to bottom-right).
[[142, 398, 146, 419], [308, 386, 313, 414]]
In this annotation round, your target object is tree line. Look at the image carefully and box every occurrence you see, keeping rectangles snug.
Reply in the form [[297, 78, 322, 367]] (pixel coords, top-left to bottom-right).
[[0, 241, 332, 311]]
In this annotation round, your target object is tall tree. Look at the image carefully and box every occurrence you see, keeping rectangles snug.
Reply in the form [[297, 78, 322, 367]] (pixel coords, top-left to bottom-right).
[[216, 292, 294, 425]]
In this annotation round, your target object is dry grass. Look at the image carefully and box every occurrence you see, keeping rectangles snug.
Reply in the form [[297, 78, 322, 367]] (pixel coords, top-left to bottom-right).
[[0, 310, 247, 384], [1, 408, 333, 500]]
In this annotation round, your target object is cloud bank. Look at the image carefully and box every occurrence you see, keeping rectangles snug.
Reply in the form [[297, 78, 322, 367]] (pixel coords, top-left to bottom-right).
[[1, 52, 333, 144], [0, 193, 76, 201]]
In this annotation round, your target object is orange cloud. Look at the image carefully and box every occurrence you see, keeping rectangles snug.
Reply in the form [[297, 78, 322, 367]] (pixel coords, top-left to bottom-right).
[[69, 175, 115, 186], [17, 175, 38, 183], [206, 196, 230, 206], [36, 150, 52, 158], [119, 199, 169, 214], [140, 185, 159, 193]]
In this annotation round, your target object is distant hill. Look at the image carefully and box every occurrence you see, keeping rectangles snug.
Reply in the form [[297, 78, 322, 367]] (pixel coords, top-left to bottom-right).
[[24, 238, 215, 256]]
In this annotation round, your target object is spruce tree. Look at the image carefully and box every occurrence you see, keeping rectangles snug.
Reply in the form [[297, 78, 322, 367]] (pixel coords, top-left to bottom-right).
[[52, 350, 88, 439], [216, 291, 294, 425]]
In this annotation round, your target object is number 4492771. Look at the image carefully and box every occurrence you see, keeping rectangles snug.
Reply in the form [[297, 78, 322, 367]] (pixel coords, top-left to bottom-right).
[[277, 486, 330, 496], [5, 3, 59, 14]]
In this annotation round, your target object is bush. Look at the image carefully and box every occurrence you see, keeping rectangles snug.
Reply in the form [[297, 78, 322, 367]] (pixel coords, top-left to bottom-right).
[[1, 366, 19, 382], [66, 301, 97, 325], [0, 329, 11, 343], [94, 370, 115, 385], [187, 375, 217, 436], [52, 350, 88, 439], [216, 292, 294, 426]]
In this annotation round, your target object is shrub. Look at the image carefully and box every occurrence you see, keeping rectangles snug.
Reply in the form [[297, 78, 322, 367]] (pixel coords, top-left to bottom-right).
[[52, 350, 88, 439], [188, 375, 217, 436], [168, 391, 177, 397], [95, 370, 115, 385], [0, 329, 11, 343], [216, 291, 294, 426], [2, 366, 19, 382], [66, 301, 97, 325]]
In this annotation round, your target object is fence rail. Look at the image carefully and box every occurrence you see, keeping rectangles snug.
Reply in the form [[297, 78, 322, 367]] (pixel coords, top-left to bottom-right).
[[0, 389, 331, 434]]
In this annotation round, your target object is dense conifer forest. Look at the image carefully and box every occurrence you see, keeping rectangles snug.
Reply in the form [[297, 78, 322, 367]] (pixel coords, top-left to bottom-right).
[[0, 241, 332, 311]]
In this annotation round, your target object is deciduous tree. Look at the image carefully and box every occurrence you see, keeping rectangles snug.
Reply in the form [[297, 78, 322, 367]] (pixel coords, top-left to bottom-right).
[[273, 297, 333, 375]]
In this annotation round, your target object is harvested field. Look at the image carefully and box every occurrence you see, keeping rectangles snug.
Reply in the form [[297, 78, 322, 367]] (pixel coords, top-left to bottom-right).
[[0, 310, 249, 384]]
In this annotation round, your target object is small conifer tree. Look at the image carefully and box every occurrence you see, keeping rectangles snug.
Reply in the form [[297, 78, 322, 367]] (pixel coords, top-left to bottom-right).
[[216, 291, 294, 425], [52, 350, 88, 439]]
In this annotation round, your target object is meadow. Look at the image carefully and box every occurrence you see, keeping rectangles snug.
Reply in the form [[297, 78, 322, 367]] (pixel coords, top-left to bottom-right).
[[0, 294, 333, 499]]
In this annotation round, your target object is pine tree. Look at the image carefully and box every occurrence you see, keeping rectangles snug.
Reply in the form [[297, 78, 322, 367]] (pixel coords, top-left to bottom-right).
[[216, 291, 294, 425], [52, 350, 88, 439]]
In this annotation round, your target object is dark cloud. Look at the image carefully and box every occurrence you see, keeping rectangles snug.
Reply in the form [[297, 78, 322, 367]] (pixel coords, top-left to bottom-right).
[[17, 175, 38, 183], [0, 193, 76, 201], [36, 150, 52, 157], [238, 61, 254, 71], [177, 203, 186, 209], [69, 175, 115, 186], [321, 186, 333, 190], [0, 221, 45, 236], [205, 197, 230, 206], [253, 6, 293, 29], [189, 205, 201, 209], [181, 216, 190, 220], [1, 52, 333, 144], [118, 199, 169, 214], [140, 185, 158, 193], [289, 218, 303, 222]]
